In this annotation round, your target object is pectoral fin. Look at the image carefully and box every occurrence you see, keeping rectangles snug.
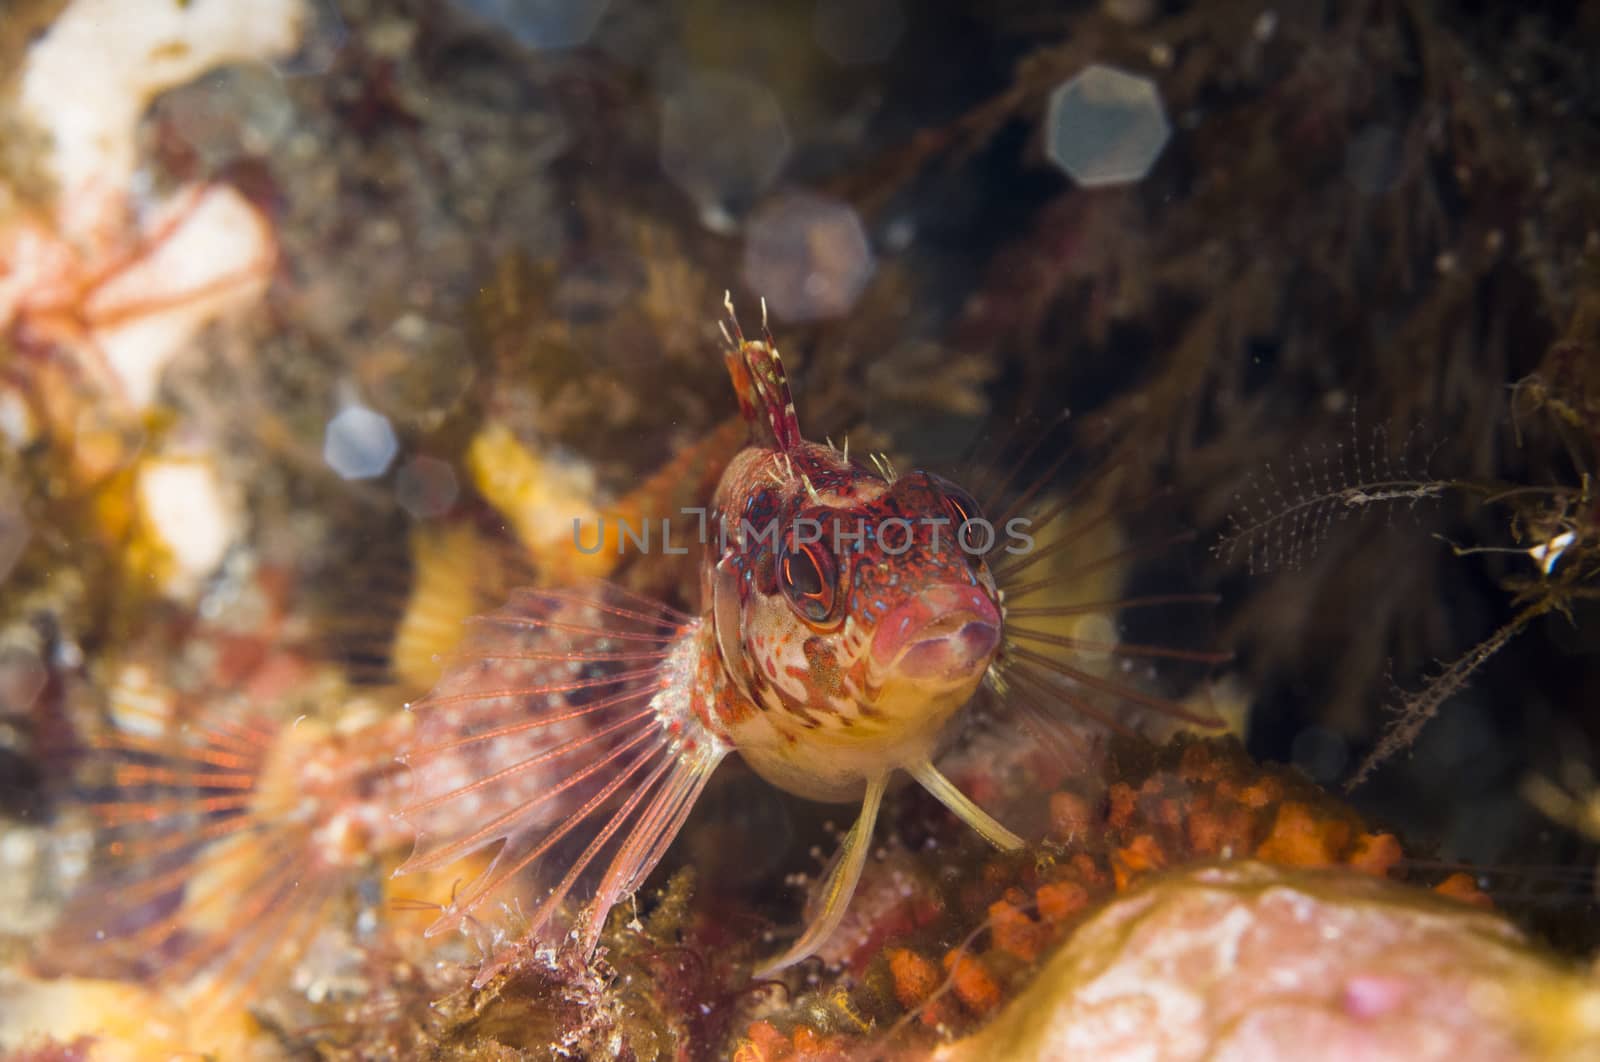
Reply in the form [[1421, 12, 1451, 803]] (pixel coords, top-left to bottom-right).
[[755, 774, 889, 977], [909, 760, 1025, 851]]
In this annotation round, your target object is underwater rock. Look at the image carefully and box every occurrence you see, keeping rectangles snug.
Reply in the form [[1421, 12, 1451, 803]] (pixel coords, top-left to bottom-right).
[[935, 861, 1600, 1062], [17, 0, 304, 240], [134, 454, 243, 596], [735, 737, 1513, 1057], [7, 0, 296, 408], [0, 972, 260, 1061], [5, 1, 1599, 1058]]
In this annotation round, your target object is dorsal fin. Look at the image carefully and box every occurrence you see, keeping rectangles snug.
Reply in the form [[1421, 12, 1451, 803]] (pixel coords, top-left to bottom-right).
[[721, 291, 802, 452]]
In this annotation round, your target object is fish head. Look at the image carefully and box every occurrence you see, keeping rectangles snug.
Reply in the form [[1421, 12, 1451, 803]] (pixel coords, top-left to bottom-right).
[[712, 446, 1003, 744]]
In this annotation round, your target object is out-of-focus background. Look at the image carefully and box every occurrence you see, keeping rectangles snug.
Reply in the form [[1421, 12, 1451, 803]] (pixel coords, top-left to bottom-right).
[[2, 1, 1600, 1058]]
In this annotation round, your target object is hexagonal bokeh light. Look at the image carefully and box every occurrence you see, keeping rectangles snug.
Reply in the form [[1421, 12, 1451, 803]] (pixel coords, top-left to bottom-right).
[[395, 455, 459, 519], [661, 70, 790, 217], [1045, 64, 1172, 188], [742, 191, 874, 322], [454, 0, 610, 49], [324, 405, 399, 481]]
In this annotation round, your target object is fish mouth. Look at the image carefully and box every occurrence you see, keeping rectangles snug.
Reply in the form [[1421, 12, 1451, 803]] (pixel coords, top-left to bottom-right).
[[872, 586, 1002, 684]]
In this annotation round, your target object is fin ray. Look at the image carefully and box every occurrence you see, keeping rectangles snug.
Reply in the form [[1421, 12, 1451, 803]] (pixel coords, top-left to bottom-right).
[[755, 775, 888, 977], [909, 760, 1024, 850], [394, 581, 726, 967]]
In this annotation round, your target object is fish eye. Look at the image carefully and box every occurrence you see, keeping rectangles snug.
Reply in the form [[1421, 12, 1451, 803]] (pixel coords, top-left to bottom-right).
[[779, 540, 837, 623], [943, 485, 984, 529], [941, 485, 988, 564], [934, 486, 985, 531]]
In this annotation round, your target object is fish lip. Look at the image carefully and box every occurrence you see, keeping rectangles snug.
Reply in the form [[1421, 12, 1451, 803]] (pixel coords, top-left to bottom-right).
[[870, 585, 1003, 678], [890, 616, 1001, 682], [915, 611, 982, 640]]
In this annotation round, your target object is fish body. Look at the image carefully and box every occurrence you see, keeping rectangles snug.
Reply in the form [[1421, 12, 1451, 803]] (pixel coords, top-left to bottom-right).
[[397, 298, 1022, 976], [43, 698, 413, 1011], [397, 295, 1220, 979]]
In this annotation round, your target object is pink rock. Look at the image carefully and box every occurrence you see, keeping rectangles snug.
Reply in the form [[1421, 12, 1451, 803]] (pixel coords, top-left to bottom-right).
[[935, 862, 1600, 1062]]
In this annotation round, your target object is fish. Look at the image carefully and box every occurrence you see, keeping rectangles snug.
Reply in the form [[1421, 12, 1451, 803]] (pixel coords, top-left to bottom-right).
[[38, 684, 415, 1023], [32, 431, 752, 1017], [394, 294, 1223, 981]]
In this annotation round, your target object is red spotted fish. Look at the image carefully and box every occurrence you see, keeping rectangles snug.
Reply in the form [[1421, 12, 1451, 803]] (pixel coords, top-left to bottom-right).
[[394, 295, 1218, 980]]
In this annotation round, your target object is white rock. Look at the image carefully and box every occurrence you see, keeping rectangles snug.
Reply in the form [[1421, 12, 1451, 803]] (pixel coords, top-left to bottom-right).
[[137, 456, 241, 592], [5, 0, 302, 413], [89, 185, 277, 408], [19, 0, 307, 243]]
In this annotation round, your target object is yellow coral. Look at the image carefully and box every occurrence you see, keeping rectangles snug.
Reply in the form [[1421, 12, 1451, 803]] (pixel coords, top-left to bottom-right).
[[391, 523, 495, 692], [0, 973, 269, 1061], [466, 420, 616, 581]]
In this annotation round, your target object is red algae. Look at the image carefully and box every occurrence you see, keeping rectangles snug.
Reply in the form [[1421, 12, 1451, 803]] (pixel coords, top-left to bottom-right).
[[1349, 832, 1405, 877], [984, 899, 1049, 964], [1434, 872, 1494, 909], [940, 951, 1002, 1016], [1033, 880, 1089, 924], [1255, 801, 1354, 867], [741, 737, 1532, 1055], [886, 948, 941, 1011], [733, 1020, 856, 1062]]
